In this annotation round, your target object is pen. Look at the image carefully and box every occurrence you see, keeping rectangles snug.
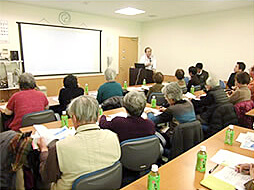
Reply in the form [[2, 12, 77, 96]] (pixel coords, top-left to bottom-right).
[[209, 164, 219, 174]]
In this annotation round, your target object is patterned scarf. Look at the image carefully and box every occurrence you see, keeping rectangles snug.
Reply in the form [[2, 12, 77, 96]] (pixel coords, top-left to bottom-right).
[[8, 132, 33, 172]]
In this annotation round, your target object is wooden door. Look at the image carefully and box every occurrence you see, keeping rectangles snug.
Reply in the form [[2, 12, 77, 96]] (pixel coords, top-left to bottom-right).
[[117, 37, 138, 85]]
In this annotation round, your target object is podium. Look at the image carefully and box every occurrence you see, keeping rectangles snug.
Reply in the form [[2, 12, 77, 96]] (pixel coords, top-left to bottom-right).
[[129, 68, 154, 86]]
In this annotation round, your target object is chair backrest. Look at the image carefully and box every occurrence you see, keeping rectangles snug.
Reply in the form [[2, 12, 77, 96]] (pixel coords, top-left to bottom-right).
[[184, 77, 189, 85], [72, 161, 122, 190], [101, 96, 123, 111], [171, 120, 203, 159], [219, 80, 226, 89], [147, 92, 167, 106], [21, 110, 57, 127], [120, 135, 160, 171], [234, 100, 254, 129], [194, 85, 201, 92]]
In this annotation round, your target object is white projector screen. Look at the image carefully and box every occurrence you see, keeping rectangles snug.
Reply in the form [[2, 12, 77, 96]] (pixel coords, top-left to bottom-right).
[[18, 22, 102, 76]]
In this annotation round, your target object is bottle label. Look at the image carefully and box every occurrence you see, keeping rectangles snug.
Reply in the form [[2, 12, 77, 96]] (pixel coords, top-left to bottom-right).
[[124, 82, 127, 90], [190, 87, 195, 94], [85, 86, 89, 95], [147, 175, 160, 190], [224, 130, 234, 145], [99, 108, 103, 116], [196, 153, 207, 172]]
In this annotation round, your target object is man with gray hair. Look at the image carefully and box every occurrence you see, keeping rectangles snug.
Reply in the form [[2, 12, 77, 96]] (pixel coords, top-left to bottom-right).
[[99, 91, 155, 142], [191, 76, 229, 123], [146, 82, 196, 125], [97, 67, 123, 104], [38, 95, 121, 190]]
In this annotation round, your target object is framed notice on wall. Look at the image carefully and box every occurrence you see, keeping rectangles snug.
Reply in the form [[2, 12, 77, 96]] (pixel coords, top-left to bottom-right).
[[0, 20, 9, 44]]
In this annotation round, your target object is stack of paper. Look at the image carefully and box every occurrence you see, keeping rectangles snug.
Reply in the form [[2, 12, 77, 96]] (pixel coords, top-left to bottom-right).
[[31, 125, 76, 149], [236, 132, 254, 151]]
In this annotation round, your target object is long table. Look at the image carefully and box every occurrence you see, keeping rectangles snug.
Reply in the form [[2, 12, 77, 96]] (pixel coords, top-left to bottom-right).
[[121, 126, 253, 190]]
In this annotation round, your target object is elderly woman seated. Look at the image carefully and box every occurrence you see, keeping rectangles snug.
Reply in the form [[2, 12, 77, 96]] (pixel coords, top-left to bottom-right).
[[147, 72, 164, 98], [146, 82, 196, 125], [38, 95, 120, 190], [191, 76, 230, 124], [97, 68, 123, 104], [1, 73, 49, 131], [99, 91, 155, 142]]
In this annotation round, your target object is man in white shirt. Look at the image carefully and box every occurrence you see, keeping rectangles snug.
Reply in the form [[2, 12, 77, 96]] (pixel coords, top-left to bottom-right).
[[139, 47, 156, 70]]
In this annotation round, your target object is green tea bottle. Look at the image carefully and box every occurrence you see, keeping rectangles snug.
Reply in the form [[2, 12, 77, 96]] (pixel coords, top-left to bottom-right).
[[147, 164, 160, 190], [196, 146, 207, 173], [99, 105, 103, 116], [124, 81, 128, 90], [61, 111, 68, 128], [190, 85, 195, 95], [143, 79, 146, 86], [85, 83, 89, 95], [151, 96, 157, 108], [224, 125, 234, 145]]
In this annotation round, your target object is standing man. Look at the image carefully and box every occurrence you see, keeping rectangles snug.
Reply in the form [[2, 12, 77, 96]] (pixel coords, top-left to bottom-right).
[[140, 47, 157, 71], [227, 62, 246, 89]]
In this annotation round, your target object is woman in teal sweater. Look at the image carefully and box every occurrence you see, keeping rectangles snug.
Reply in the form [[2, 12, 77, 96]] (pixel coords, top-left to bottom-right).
[[97, 68, 123, 104]]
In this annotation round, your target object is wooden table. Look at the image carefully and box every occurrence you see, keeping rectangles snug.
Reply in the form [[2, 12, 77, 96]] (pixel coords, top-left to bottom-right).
[[121, 126, 254, 190], [246, 108, 254, 117], [19, 103, 159, 133]]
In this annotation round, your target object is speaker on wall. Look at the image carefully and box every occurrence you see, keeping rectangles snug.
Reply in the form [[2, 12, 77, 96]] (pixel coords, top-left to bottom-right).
[[10, 51, 19, 61]]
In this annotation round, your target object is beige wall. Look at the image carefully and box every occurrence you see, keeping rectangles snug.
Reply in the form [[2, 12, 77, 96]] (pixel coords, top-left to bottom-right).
[[0, 1, 142, 96], [141, 6, 254, 80]]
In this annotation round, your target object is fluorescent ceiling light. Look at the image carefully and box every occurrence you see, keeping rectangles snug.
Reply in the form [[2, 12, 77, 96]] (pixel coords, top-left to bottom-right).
[[115, 7, 145, 16]]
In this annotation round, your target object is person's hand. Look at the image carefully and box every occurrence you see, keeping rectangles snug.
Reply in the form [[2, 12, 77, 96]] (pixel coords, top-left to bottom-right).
[[159, 107, 167, 112], [37, 137, 48, 152], [236, 164, 251, 175]]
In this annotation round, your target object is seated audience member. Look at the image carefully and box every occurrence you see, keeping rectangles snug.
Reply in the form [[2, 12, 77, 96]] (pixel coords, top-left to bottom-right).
[[196, 63, 209, 88], [227, 62, 246, 89], [99, 91, 155, 142], [146, 82, 196, 125], [58, 74, 84, 114], [191, 76, 229, 124], [175, 69, 186, 89], [187, 66, 200, 92], [248, 66, 254, 101], [236, 163, 254, 190], [228, 72, 251, 105], [147, 72, 164, 98], [38, 95, 120, 190], [1, 73, 48, 131], [97, 68, 123, 104]]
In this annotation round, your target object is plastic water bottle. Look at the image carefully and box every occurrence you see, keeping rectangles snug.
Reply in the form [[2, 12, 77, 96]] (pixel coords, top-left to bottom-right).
[[85, 83, 89, 95], [224, 125, 234, 145], [99, 105, 103, 116], [147, 164, 160, 190], [61, 111, 68, 128], [123, 81, 128, 90], [143, 79, 146, 86], [151, 96, 157, 108], [190, 85, 195, 95], [196, 146, 207, 173]]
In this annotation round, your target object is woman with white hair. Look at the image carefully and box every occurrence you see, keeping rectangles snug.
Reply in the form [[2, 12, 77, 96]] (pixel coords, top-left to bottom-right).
[[99, 91, 155, 142], [38, 95, 120, 190], [97, 68, 123, 104], [191, 76, 229, 123], [146, 82, 196, 125]]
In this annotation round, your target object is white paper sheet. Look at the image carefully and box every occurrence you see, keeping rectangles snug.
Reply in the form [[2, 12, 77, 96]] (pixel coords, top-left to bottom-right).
[[184, 92, 197, 99], [236, 133, 248, 143], [213, 166, 252, 190], [0, 103, 7, 110], [210, 149, 254, 168]]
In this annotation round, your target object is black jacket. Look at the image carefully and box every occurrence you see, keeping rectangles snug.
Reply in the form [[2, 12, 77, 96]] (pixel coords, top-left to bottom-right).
[[227, 72, 236, 89], [187, 75, 200, 92], [197, 70, 209, 88]]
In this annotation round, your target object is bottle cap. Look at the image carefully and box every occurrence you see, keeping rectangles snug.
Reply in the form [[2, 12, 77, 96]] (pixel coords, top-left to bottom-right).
[[200, 146, 206, 152], [151, 164, 158, 172], [229, 125, 234, 130], [152, 96, 156, 99], [85, 83, 88, 86], [124, 81, 127, 83], [62, 111, 66, 115], [99, 105, 102, 108]]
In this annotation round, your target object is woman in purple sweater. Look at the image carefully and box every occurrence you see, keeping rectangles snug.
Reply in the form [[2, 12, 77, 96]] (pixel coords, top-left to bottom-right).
[[99, 91, 155, 142]]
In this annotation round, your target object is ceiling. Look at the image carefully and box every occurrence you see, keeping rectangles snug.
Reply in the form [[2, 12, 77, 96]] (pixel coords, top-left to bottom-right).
[[8, 0, 254, 22]]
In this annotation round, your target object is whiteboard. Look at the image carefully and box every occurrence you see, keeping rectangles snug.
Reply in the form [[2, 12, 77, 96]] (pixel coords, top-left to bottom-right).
[[18, 22, 101, 76]]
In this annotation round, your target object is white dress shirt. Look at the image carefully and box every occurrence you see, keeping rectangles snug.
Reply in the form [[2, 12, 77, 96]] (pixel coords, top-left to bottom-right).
[[139, 54, 156, 70]]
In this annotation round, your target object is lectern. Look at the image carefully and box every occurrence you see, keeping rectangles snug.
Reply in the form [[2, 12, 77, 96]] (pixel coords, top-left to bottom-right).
[[129, 68, 153, 86]]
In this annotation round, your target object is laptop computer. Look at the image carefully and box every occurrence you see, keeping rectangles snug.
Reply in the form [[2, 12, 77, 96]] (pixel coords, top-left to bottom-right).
[[135, 63, 145, 69]]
